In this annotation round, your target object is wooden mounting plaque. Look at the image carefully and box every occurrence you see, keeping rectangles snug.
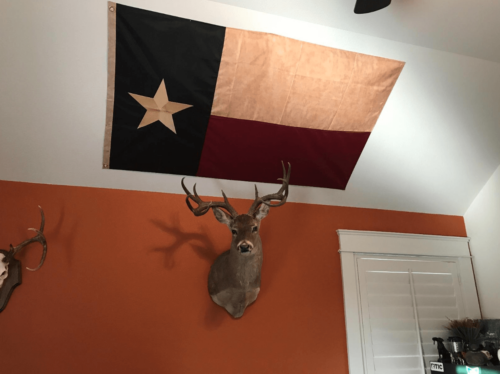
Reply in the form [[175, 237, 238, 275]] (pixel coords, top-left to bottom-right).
[[0, 249, 22, 313]]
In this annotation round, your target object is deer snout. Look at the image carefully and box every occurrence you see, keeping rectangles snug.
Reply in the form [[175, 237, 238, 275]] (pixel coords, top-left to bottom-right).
[[238, 241, 254, 254]]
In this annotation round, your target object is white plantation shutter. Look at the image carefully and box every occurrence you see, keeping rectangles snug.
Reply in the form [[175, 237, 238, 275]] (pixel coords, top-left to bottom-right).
[[357, 258, 465, 374], [338, 230, 481, 374]]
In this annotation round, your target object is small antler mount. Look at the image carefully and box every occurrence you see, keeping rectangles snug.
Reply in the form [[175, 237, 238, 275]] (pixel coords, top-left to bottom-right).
[[0, 206, 47, 313]]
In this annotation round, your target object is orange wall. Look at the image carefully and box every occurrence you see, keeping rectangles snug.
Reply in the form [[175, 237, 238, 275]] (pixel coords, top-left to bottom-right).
[[0, 180, 466, 374]]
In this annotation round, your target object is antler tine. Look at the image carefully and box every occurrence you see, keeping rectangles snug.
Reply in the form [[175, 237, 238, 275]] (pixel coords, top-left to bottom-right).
[[181, 178, 239, 218], [270, 161, 291, 197], [221, 190, 239, 218], [193, 183, 200, 199], [248, 162, 291, 215], [7, 207, 47, 271], [182, 178, 210, 216], [38, 205, 45, 232], [181, 177, 192, 196]]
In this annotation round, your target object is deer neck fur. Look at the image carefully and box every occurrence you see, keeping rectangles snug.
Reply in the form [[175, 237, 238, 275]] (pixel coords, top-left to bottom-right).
[[227, 240, 263, 288]]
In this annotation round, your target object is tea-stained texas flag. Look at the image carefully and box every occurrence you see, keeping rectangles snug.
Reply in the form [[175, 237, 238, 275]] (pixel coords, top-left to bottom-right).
[[104, 2, 404, 190]]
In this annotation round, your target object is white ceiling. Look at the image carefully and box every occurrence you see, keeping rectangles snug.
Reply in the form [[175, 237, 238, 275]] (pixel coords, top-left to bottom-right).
[[210, 0, 500, 63], [1, 0, 499, 216]]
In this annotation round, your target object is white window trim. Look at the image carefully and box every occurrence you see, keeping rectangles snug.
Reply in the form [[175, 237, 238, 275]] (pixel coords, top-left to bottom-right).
[[338, 229, 481, 374]]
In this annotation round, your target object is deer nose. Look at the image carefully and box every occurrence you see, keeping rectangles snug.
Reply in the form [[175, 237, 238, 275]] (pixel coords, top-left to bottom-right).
[[238, 242, 253, 253]]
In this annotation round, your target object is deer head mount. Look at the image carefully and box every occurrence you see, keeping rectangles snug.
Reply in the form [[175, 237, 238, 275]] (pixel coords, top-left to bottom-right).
[[182, 162, 291, 318], [0, 206, 47, 313]]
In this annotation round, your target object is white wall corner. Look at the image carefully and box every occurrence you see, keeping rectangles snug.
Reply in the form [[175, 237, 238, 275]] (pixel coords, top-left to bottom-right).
[[464, 163, 500, 318]]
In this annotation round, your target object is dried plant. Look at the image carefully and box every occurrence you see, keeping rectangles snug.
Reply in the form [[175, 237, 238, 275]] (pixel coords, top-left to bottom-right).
[[445, 318, 485, 344]]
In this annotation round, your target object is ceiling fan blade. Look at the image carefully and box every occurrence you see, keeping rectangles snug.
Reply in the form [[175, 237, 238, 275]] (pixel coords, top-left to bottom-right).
[[354, 0, 391, 14]]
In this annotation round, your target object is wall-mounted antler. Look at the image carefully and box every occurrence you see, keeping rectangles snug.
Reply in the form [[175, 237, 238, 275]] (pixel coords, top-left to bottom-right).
[[247, 161, 291, 215], [181, 179, 239, 218], [0, 206, 48, 313], [4, 206, 47, 271]]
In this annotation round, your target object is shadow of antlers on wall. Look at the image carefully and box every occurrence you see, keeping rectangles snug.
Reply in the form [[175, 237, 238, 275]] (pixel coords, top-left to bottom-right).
[[149, 214, 219, 269], [148, 214, 228, 328]]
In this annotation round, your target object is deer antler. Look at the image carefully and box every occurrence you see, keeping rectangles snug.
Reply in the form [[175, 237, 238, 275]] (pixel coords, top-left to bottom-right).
[[248, 161, 291, 215], [181, 178, 239, 218], [5, 206, 47, 271]]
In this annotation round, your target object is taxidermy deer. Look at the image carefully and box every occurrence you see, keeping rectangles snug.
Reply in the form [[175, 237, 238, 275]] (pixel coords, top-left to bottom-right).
[[0, 206, 47, 312], [181, 163, 291, 318]]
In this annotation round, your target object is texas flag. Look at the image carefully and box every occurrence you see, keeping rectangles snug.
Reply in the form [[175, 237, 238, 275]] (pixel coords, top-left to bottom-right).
[[104, 2, 404, 190]]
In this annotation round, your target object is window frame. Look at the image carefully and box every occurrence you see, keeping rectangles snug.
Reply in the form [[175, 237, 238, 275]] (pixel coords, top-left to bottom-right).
[[337, 230, 481, 374]]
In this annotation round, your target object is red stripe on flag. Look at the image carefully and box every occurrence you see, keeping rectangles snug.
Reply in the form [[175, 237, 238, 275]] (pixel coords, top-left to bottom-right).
[[196, 116, 370, 190]]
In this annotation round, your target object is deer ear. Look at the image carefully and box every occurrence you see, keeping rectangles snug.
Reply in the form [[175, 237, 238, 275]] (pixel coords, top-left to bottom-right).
[[213, 208, 233, 227], [254, 204, 270, 221]]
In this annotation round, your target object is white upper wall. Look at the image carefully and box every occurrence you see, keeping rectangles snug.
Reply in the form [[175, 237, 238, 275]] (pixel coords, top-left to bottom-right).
[[211, 0, 500, 63], [465, 165, 500, 318], [1, 0, 500, 215]]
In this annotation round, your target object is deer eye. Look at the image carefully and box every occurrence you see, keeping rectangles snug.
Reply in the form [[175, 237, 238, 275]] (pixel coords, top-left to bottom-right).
[[252, 226, 258, 233], [231, 230, 237, 235]]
